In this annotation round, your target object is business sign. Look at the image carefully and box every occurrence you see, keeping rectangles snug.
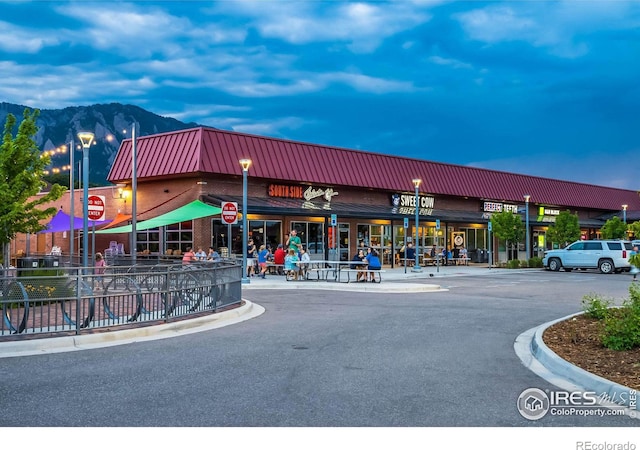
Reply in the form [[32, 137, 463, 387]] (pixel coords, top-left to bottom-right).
[[330, 214, 337, 226], [221, 202, 238, 225], [483, 201, 518, 213], [87, 195, 105, 221]]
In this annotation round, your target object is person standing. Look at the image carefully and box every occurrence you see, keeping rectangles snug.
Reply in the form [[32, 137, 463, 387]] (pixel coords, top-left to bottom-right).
[[246, 239, 257, 277], [286, 229, 302, 255]]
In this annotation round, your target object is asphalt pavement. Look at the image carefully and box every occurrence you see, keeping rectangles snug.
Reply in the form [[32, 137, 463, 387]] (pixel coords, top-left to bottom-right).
[[1, 262, 638, 425]]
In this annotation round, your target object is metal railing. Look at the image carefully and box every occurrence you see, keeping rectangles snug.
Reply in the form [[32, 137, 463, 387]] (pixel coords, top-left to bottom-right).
[[0, 260, 242, 339]]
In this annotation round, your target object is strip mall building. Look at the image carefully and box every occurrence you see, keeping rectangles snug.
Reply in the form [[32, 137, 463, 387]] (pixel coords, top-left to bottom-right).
[[17, 126, 640, 266]]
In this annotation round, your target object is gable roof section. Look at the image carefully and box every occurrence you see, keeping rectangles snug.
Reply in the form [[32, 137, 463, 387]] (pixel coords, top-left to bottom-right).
[[108, 127, 640, 211]]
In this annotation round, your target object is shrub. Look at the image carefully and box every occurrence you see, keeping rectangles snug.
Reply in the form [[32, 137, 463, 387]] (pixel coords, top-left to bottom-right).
[[506, 259, 521, 269], [600, 284, 640, 351], [581, 293, 612, 320], [519, 260, 529, 268], [528, 257, 543, 268], [601, 308, 640, 351]]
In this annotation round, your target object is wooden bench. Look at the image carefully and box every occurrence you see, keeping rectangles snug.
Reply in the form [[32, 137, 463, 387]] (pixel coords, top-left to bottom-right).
[[338, 269, 385, 283]]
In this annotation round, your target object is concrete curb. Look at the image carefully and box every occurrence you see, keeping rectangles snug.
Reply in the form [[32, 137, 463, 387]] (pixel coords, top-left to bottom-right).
[[515, 313, 639, 419], [242, 282, 445, 293], [0, 300, 265, 358]]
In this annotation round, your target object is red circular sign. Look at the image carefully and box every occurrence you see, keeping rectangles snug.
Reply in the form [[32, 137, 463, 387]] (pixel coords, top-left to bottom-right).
[[87, 195, 105, 221], [221, 202, 238, 225]]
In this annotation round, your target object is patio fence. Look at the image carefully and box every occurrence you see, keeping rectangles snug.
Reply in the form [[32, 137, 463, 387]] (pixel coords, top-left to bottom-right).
[[0, 260, 242, 339]]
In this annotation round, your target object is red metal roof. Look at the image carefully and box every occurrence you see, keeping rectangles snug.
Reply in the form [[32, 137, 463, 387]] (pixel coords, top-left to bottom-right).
[[108, 127, 640, 211]]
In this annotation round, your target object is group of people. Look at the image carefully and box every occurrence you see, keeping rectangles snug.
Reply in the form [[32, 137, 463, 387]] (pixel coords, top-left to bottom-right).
[[350, 246, 382, 282], [182, 246, 222, 264], [244, 230, 312, 280]]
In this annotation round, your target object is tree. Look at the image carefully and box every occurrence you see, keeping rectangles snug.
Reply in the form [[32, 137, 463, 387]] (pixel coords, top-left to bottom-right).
[[600, 216, 628, 240], [627, 221, 640, 240], [490, 210, 525, 260], [546, 210, 581, 248], [0, 109, 64, 265]]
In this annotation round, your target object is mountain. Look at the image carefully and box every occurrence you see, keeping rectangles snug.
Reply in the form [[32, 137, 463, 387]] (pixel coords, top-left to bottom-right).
[[0, 102, 202, 185]]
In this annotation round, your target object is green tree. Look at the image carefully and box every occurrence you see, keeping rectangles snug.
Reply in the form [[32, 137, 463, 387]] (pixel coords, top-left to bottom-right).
[[600, 216, 628, 240], [627, 221, 640, 240], [0, 109, 64, 265], [546, 210, 581, 248], [490, 210, 524, 260]]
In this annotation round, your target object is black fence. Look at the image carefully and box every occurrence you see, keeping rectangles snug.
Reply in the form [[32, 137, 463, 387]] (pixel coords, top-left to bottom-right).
[[0, 260, 242, 339]]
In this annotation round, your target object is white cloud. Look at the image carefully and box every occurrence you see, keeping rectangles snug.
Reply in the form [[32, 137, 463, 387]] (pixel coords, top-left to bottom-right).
[[212, 0, 432, 53], [428, 55, 472, 70], [455, 2, 640, 59], [0, 20, 60, 52]]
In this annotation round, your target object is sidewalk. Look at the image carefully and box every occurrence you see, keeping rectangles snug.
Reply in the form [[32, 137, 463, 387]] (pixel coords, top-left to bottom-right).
[[242, 262, 513, 292]]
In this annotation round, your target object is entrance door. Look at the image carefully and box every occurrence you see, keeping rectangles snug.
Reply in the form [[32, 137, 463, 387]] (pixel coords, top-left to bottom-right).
[[338, 223, 349, 261]]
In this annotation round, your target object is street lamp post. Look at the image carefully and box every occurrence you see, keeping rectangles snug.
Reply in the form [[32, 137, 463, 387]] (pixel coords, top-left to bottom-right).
[[524, 194, 531, 260], [622, 204, 628, 224], [77, 132, 95, 272], [412, 178, 422, 272], [131, 124, 138, 265], [69, 139, 74, 266], [240, 159, 252, 284]]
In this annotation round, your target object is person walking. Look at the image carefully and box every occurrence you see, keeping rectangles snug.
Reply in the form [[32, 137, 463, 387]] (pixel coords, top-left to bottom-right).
[[94, 252, 106, 290], [630, 245, 639, 281], [257, 244, 270, 279]]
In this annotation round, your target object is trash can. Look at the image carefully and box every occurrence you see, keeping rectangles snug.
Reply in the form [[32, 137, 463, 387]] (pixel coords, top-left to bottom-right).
[[43, 255, 59, 268], [17, 257, 38, 276], [473, 249, 482, 263]]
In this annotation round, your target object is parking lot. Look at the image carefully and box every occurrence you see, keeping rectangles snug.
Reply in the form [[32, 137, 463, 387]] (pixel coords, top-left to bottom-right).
[[0, 269, 637, 428]]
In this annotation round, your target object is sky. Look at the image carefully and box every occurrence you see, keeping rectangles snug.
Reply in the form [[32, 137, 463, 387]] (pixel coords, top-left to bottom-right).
[[1, 0, 639, 190]]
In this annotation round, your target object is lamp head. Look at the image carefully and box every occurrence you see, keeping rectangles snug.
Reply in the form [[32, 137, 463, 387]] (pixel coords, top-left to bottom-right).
[[239, 158, 252, 172], [524, 194, 531, 202], [77, 132, 95, 149], [623, 204, 628, 211], [412, 178, 422, 189]]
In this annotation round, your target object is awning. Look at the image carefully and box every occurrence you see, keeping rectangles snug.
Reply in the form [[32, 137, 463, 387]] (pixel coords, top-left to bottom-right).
[[39, 209, 111, 233], [98, 212, 132, 229], [96, 200, 222, 234]]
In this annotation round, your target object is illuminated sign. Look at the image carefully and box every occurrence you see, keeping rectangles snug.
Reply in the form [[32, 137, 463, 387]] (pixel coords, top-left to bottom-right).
[[268, 184, 339, 202], [483, 201, 518, 213]]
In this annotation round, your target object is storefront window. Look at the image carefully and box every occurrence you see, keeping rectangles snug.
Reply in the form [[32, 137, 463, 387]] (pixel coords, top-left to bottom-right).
[[211, 220, 282, 256], [291, 221, 324, 255], [165, 221, 193, 253], [135, 229, 160, 253]]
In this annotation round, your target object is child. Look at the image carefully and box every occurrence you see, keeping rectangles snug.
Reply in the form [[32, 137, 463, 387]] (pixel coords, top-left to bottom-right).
[[94, 252, 106, 290], [257, 244, 270, 279], [284, 248, 300, 280]]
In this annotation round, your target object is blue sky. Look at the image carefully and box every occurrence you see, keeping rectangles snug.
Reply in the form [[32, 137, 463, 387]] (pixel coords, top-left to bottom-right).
[[1, 0, 639, 189]]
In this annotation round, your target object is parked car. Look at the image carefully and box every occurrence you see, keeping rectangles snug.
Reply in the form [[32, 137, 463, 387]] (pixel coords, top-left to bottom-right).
[[542, 240, 633, 274]]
